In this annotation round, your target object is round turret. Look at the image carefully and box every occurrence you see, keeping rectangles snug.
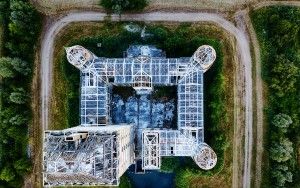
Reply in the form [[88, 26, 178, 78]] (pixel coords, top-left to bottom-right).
[[191, 45, 216, 72], [193, 143, 217, 170], [65, 45, 94, 70]]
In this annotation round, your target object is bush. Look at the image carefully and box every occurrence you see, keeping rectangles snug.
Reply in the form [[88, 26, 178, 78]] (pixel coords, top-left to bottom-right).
[[269, 138, 293, 163], [272, 113, 292, 133], [160, 157, 180, 173], [271, 164, 293, 187], [119, 173, 132, 188], [9, 88, 27, 104], [0, 57, 30, 78]]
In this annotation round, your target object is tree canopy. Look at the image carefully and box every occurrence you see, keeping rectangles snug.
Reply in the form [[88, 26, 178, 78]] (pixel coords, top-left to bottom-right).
[[251, 7, 300, 187], [272, 113, 292, 133], [269, 138, 293, 163], [271, 165, 293, 187], [0, 57, 30, 78], [9, 88, 28, 104], [0, 0, 41, 186]]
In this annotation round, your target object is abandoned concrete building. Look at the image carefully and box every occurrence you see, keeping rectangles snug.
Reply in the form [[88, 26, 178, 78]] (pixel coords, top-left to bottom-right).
[[43, 45, 218, 186]]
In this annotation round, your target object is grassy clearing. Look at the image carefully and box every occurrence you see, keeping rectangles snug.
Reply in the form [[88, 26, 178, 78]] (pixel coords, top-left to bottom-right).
[[51, 21, 235, 187]]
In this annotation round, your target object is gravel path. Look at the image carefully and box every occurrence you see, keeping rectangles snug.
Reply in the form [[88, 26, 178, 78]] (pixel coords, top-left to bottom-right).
[[234, 10, 253, 188], [40, 11, 252, 187]]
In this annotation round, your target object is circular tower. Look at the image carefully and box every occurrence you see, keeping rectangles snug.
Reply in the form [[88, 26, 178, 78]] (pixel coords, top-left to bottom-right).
[[65, 45, 95, 70], [190, 45, 216, 72], [193, 143, 217, 170]]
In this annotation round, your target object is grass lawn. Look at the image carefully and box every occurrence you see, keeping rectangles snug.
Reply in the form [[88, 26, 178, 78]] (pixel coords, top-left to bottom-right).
[[51, 21, 235, 187]]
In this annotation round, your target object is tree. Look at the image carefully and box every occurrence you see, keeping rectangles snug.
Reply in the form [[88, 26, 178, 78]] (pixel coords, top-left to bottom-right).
[[9, 0, 41, 40], [9, 88, 28, 104], [271, 19, 299, 50], [271, 164, 293, 187], [7, 126, 27, 142], [9, 114, 28, 126], [270, 55, 299, 97], [0, 57, 15, 78], [0, 1, 9, 23], [0, 166, 15, 182], [10, 57, 31, 76], [0, 106, 16, 125], [13, 158, 31, 175], [0, 57, 30, 78], [272, 113, 292, 133], [269, 138, 293, 162]]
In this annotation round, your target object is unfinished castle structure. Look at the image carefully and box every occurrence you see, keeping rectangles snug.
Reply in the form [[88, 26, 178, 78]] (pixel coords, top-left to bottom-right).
[[43, 45, 217, 186]]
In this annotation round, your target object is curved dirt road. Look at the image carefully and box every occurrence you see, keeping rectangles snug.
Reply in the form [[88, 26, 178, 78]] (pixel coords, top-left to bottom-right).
[[40, 12, 252, 188]]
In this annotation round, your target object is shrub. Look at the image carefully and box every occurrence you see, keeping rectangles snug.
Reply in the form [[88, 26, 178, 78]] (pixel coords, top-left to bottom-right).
[[160, 157, 180, 173], [0, 57, 30, 78], [270, 138, 293, 163], [9, 88, 27, 104], [272, 113, 292, 133], [271, 164, 293, 187]]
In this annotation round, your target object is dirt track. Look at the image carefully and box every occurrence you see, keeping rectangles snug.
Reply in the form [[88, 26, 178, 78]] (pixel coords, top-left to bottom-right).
[[40, 11, 252, 188]]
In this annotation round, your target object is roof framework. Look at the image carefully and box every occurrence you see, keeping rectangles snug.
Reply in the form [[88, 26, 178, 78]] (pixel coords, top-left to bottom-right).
[[44, 45, 218, 186], [43, 130, 118, 186]]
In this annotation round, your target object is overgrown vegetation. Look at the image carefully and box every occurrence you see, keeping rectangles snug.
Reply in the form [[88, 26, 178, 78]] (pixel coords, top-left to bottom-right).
[[53, 22, 234, 187], [160, 157, 181, 173], [251, 6, 300, 187], [0, 0, 42, 187], [119, 173, 132, 188], [112, 86, 135, 100], [100, 0, 148, 14], [153, 86, 177, 100]]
